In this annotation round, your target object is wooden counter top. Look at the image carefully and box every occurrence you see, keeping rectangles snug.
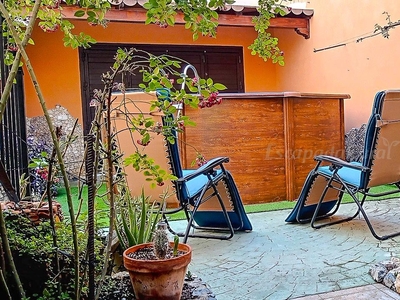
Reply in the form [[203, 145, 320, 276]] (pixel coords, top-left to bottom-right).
[[219, 92, 351, 100]]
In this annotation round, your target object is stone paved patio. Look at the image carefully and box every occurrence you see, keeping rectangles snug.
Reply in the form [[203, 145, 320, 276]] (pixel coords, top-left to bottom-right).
[[170, 198, 400, 300]]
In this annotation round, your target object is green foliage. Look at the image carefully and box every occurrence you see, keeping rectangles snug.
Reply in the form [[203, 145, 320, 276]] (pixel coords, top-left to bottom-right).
[[114, 189, 163, 251], [5, 214, 104, 299], [124, 152, 177, 188], [143, 0, 235, 39], [142, 0, 287, 63], [248, 0, 287, 64], [2, 0, 287, 70], [2, 0, 109, 65], [105, 49, 226, 188]]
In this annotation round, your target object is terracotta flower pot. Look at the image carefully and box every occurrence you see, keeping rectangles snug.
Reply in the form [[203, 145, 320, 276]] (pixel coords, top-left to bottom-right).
[[123, 242, 192, 300]]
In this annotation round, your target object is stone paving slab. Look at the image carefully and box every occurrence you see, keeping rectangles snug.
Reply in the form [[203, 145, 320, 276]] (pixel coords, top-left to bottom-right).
[[293, 283, 400, 299], [170, 199, 400, 300]]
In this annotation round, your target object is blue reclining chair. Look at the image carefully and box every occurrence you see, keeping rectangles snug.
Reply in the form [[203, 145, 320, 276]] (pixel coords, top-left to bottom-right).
[[286, 90, 400, 240], [157, 89, 252, 243]]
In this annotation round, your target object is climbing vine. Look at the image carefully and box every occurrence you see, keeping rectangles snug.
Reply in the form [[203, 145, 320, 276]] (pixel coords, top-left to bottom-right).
[[2, 0, 288, 64]]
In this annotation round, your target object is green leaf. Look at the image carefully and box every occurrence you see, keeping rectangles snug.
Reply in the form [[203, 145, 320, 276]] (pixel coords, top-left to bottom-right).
[[210, 11, 219, 20], [138, 189, 147, 244], [74, 10, 85, 18], [167, 136, 175, 144], [201, 90, 210, 98], [143, 2, 153, 9], [143, 133, 150, 143], [121, 213, 136, 247], [161, 77, 172, 88], [114, 221, 128, 250], [148, 204, 161, 240], [87, 10, 96, 18], [188, 85, 198, 93], [167, 15, 175, 26], [186, 119, 196, 127], [144, 120, 153, 128], [214, 83, 227, 90]]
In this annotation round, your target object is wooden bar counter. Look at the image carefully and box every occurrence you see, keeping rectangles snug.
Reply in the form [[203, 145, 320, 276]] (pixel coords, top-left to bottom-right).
[[182, 92, 350, 205]]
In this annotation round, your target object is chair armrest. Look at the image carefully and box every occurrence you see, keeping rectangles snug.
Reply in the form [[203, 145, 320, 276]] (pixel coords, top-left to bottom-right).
[[315, 155, 369, 171], [177, 156, 229, 182]]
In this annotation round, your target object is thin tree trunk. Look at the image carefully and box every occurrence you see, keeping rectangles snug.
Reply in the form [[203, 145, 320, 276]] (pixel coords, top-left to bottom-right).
[[93, 80, 117, 300], [94, 54, 131, 299], [0, 3, 81, 299], [46, 127, 62, 294], [0, 269, 11, 300], [0, 1, 42, 298]]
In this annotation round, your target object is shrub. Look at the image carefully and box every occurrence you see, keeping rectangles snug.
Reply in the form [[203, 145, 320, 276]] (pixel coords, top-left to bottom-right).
[[5, 213, 103, 299]]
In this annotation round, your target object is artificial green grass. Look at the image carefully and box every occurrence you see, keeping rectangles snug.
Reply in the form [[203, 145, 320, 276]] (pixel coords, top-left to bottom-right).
[[245, 201, 295, 213], [56, 184, 109, 226], [341, 184, 400, 203], [57, 184, 108, 213], [56, 184, 400, 223]]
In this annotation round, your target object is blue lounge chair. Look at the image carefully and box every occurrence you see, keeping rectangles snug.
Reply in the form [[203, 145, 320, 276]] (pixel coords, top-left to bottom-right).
[[285, 90, 400, 240], [158, 89, 252, 243]]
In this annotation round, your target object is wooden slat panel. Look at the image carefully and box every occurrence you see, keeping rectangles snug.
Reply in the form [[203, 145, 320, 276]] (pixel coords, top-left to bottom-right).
[[184, 98, 287, 204], [291, 98, 345, 198], [183, 95, 345, 204]]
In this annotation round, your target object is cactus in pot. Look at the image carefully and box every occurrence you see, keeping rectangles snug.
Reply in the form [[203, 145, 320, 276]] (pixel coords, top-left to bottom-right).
[[123, 220, 192, 300], [153, 221, 169, 259]]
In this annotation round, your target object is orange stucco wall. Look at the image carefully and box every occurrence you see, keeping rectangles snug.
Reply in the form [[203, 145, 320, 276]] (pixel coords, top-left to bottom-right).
[[274, 0, 400, 130], [24, 19, 278, 122], [25, 2, 400, 132]]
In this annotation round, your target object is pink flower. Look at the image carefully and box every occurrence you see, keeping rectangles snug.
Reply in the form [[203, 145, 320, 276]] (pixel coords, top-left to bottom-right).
[[198, 92, 223, 109], [195, 154, 208, 167]]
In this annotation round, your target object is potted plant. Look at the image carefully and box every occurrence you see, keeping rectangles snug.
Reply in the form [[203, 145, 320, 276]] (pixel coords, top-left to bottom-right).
[[123, 221, 192, 300]]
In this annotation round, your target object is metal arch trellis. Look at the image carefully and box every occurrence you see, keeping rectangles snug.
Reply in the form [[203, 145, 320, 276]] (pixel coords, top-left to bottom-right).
[[0, 14, 30, 202]]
